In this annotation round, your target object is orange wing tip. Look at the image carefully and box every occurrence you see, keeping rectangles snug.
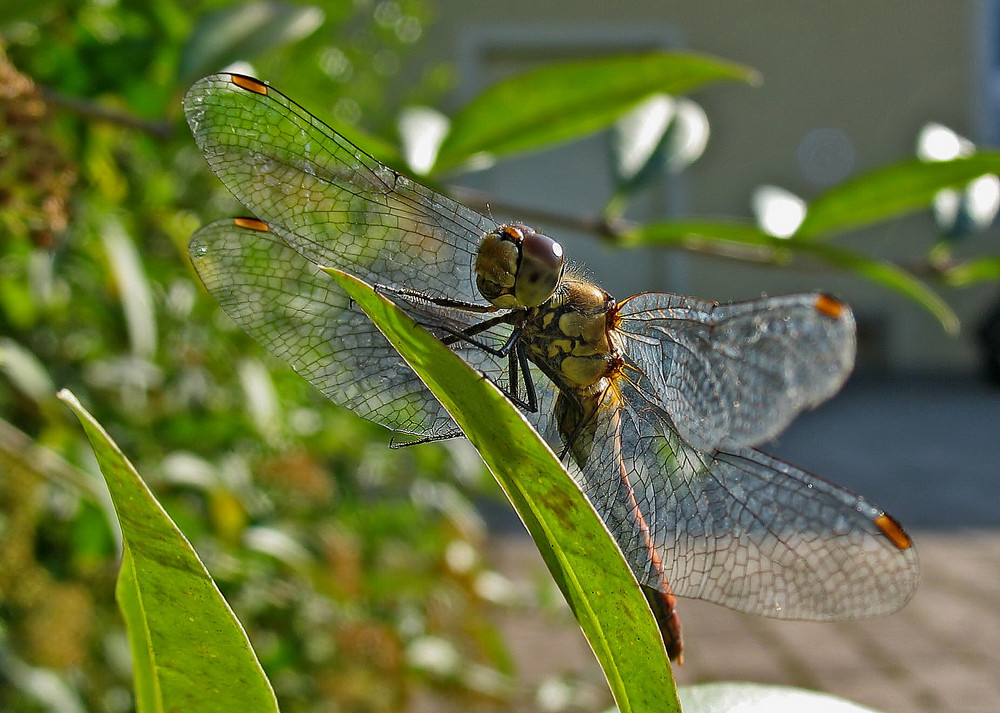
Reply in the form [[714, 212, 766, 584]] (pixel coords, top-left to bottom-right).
[[814, 293, 846, 319], [233, 217, 269, 231], [231, 75, 268, 95], [875, 513, 913, 550]]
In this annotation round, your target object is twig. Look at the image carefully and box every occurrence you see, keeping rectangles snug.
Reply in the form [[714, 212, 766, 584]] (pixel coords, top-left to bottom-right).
[[41, 87, 173, 140], [447, 184, 788, 265], [0, 416, 102, 502], [447, 185, 627, 240]]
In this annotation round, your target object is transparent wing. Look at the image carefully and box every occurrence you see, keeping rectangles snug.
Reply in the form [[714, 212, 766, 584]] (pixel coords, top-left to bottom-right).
[[532, 377, 919, 619], [189, 219, 512, 437], [614, 291, 855, 451], [183, 73, 497, 304]]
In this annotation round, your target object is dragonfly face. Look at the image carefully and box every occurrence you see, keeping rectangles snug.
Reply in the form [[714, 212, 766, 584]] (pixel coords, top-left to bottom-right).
[[184, 73, 919, 663], [475, 223, 565, 309]]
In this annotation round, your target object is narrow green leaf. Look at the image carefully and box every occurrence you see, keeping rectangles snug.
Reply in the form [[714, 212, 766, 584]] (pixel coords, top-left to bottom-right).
[[57, 390, 279, 713], [115, 549, 158, 710], [942, 254, 1000, 287], [796, 154, 1000, 239], [0, 337, 56, 404], [627, 219, 960, 334], [624, 218, 779, 252], [326, 269, 677, 713], [798, 241, 960, 335], [434, 51, 758, 173], [179, 1, 324, 81]]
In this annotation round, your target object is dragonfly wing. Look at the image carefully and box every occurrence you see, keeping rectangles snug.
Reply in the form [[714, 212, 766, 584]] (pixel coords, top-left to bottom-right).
[[189, 219, 510, 437], [614, 291, 855, 451], [561, 381, 918, 619], [183, 73, 496, 305]]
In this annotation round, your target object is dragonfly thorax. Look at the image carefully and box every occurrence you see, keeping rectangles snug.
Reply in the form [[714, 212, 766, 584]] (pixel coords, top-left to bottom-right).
[[523, 276, 618, 392], [475, 224, 565, 309]]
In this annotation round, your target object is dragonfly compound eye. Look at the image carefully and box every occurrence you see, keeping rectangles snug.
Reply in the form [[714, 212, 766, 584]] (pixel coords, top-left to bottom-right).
[[475, 224, 563, 309], [514, 231, 564, 308], [475, 229, 521, 308]]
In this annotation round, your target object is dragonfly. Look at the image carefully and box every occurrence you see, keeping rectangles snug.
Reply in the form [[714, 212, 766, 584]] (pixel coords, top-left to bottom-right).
[[184, 73, 919, 663]]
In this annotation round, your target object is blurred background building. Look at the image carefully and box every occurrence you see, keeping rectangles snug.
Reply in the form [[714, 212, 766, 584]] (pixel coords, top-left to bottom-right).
[[412, 1, 999, 376]]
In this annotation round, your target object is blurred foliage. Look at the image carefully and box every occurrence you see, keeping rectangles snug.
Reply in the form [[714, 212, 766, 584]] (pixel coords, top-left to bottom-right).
[[0, 2, 519, 712], [4, 1, 1000, 711]]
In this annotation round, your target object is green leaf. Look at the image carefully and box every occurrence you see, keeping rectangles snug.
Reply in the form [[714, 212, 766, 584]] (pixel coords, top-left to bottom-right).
[[0, 337, 56, 404], [0, 0, 59, 23], [679, 682, 887, 713], [796, 154, 1000, 239], [433, 51, 758, 173], [942, 254, 1000, 287], [325, 269, 677, 713], [179, 1, 325, 81], [623, 218, 779, 252], [627, 219, 960, 334], [800, 241, 960, 335], [57, 390, 279, 713]]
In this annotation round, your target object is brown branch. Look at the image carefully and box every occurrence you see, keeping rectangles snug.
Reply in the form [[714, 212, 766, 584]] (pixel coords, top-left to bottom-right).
[[447, 185, 628, 241], [447, 184, 791, 266], [42, 87, 173, 140]]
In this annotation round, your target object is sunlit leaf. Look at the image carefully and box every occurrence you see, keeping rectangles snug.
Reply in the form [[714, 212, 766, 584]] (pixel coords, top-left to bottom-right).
[[434, 51, 758, 173], [679, 682, 886, 713], [623, 218, 788, 256], [58, 390, 279, 713], [179, 1, 325, 81], [101, 216, 156, 358], [752, 185, 806, 238], [0, 337, 55, 403], [326, 269, 678, 713], [799, 242, 960, 335], [626, 219, 960, 333], [612, 94, 675, 185], [398, 105, 450, 175], [796, 154, 1000, 239], [942, 254, 1000, 287]]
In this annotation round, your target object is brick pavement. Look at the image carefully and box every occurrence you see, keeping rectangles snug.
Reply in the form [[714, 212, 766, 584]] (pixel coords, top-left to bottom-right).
[[486, 530, 1000, 713]]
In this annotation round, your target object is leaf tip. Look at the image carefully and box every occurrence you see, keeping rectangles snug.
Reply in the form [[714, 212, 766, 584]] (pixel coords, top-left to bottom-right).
[[745, 68, 764, 87], [56, 388, 81, 410], [942, 312, 962, 336], [315, 264, 344, 278]]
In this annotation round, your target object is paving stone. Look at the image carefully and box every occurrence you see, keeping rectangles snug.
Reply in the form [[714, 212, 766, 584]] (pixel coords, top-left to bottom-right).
[[487, 530, 1000, 713]]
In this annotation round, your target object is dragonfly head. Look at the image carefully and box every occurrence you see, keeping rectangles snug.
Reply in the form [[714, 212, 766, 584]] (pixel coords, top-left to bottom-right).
[[475, 224, 565, 309]]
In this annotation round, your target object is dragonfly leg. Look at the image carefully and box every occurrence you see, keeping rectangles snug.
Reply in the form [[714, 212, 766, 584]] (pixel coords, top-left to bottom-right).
[[436, 316, 521, 357], [371, 284, 541, 418], [509, 343, 538, 413], [376, 283, 498, 313], [389, 431, 464, 448], [432, 320, 539, 412]]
